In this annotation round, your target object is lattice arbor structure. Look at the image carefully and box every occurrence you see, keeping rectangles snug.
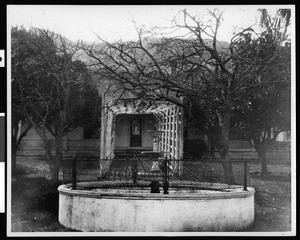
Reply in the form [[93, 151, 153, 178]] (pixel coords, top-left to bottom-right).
[[99, 96, 184, 177]]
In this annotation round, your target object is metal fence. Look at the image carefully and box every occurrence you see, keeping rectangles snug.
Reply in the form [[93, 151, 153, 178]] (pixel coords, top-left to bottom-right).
[[61, 156, 257, 194]]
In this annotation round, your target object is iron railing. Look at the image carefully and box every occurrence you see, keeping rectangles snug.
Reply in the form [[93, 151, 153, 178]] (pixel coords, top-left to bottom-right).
[[20, 139, 292, 152], [61, 156, 257, 194]]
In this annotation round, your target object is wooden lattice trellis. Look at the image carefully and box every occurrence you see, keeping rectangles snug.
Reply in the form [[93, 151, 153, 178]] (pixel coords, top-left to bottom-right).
[[99, 97, 185, 175], [160, 106, 183, 159]]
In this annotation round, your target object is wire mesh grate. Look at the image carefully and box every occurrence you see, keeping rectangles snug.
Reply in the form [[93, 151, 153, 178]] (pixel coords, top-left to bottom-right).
[[61, 157, 255, 191]]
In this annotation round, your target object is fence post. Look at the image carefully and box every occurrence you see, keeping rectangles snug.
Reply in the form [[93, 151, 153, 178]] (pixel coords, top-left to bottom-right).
[[163, 156, 169, 194], [243, 160, 248, 191], [72, 156, 77, 190], [132, 155, 137, 184]]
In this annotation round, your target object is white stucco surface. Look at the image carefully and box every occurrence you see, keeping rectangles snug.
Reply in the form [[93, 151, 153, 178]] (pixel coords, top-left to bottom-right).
[[24, 127, 84, 140], [58, 185, 255, 232]]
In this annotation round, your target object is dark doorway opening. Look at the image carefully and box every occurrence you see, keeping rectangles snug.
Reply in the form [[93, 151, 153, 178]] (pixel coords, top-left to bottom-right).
[[130, 119, 142, 147]]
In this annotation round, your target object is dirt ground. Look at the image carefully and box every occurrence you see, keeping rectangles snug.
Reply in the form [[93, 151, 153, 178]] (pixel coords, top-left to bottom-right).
[[10, 159, 75, 232], [10, 156, 292, 234]]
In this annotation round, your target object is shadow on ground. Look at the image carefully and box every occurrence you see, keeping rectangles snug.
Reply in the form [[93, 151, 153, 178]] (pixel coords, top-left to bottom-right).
[[11, 164, 78, 232]]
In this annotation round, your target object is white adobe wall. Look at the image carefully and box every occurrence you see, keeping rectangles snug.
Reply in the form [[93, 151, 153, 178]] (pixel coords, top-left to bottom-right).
[[22, 127, 84, 140], [58, 186, 255, 232]]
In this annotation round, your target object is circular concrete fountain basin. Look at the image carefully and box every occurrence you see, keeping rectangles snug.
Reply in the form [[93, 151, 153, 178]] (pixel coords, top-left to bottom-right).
[[58, 184, 255, 232]]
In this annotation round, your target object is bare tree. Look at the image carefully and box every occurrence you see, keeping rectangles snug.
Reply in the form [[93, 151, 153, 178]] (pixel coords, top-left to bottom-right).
[[12, 27, 96, 181], [82, 9, 257, 183]]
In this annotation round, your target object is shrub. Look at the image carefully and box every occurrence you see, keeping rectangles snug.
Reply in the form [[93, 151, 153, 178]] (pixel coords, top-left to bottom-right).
[[183, 139, 208, 158]]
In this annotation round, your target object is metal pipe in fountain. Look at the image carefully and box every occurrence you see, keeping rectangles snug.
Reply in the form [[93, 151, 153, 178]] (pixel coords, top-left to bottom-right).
[[143, 129, 170, 194], [147, 129, 164, 173]]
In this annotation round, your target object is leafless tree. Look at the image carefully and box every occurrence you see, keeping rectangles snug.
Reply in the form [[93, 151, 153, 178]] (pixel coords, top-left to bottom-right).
[[82, 9, 258, 182], [12, 27, 90, 181]]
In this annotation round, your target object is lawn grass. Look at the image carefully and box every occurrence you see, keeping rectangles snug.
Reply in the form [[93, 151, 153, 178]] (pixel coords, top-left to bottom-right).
[[245, 162, 292, 232], [11, 162, 76, 232], [10, 156, 292, 233]]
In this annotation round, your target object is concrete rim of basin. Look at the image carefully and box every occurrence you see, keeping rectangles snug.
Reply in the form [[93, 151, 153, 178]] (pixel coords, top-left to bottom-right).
[[58, 184, 255, 200]]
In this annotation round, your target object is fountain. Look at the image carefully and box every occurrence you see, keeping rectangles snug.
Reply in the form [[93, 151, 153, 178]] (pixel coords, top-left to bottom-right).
[[58, 128, 255, 232], [138, 129, 169, 194]]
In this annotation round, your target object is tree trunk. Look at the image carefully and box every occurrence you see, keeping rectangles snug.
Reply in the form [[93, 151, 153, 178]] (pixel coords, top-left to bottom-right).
[[43, 139, 60, 182], [54, 125, 64, 183], [253, 139, 270, 177], [12, 136, 17, 174], [12, 119, 32, 174], [12, 143, 17, 174], [51, 163, 60, 183], [220, 114, 230, 158], [258, 148, 269, 176], [222, 157, 235, 184], [217, 111, 235, 184], [11, 119, 19, 174]]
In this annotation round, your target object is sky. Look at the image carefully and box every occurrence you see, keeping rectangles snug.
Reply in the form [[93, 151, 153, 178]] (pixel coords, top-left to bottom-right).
[[6, 5, 287, 43]]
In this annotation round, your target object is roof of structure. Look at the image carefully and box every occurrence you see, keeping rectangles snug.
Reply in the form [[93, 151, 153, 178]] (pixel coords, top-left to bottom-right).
[[106, 98, 178, 115]]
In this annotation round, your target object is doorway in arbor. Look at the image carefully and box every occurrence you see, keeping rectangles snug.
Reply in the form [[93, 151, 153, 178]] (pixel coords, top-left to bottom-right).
[[130, 118, 142, 147]]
